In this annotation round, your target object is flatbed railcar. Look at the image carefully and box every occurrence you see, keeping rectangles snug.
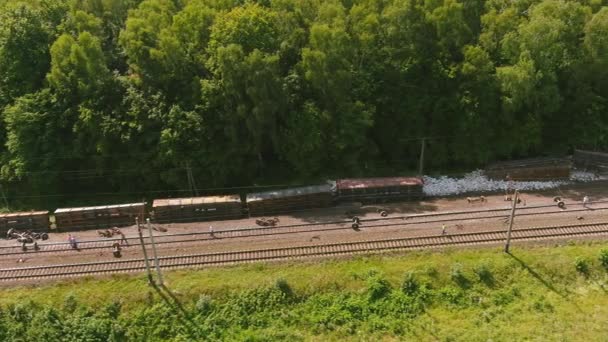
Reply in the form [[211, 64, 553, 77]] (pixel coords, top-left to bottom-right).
[[152, 195, 243, 223], [485, 157, 571, 181], [54, 202, 145, 231], [0, 211, 49, 235], [246, 184, 333, 216], [335, 177, 424, 203]]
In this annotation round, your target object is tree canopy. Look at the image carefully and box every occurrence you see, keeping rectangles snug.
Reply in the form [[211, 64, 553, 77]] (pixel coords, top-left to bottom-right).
[[0, 0, 606, 207]]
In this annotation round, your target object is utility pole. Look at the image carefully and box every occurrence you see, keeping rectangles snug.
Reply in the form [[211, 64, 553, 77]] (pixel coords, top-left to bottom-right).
[[147, 218, 164, 286], [136, 217, 154, 285], [418, 137, 426, 176], [505, 190, 519, 253]]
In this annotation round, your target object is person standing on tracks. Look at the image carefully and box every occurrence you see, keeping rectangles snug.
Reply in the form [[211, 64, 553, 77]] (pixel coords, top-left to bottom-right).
[[209, 226, 215, 239], [583, 195, 590, 208], [68, 234, 78, 249], [442, 224, 447, 235]]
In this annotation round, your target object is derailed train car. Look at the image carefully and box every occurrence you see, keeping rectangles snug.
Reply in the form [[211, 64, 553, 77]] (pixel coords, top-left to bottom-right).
[[2, 176, 426, 233], [152, 195, 243, 223], [54, 202, 145, 231], [0, 211, 49, 236], [246, 184, 334, 216], [573, 150, 608, 173], [485, 157, 571, 181], [335, 177, 424, 203]]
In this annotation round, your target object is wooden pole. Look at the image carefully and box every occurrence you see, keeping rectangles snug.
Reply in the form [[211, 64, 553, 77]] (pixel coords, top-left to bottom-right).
[[418, 137, 426, 176], [146, 218, 164, 286], [136, 217, 154, 284], [505, 190, 519, 253]]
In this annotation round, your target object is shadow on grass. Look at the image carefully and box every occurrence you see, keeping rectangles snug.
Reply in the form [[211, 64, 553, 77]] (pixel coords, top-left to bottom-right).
[[152, 283, 199, 336], [508, 253, 568, 298]]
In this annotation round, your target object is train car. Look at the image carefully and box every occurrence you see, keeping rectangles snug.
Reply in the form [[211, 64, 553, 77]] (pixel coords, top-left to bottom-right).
[[246, 184, 333, 216], [0, 211, 49, 236], [54, 202, 145, 231], [335, 177, 424, 203], [485, 157, 571, 181], [152, 195, 243, 223], [573, 150, 608, 173]]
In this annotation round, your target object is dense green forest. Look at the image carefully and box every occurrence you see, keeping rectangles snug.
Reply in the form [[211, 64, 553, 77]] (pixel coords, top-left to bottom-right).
[[0, 0, 607, 208]]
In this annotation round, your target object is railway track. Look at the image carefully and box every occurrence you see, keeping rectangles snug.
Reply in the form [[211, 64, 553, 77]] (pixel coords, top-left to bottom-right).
[[2, 203, 607, 257], [2, 221, 608, 282]]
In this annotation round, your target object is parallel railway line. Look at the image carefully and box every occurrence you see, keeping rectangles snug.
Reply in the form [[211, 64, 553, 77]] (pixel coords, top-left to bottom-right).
[[2, 202, 607, 257], [2, 221, 608, 282]]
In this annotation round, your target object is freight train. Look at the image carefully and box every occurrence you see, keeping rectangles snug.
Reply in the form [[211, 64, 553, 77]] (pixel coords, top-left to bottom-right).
[[0, 177, 424, 235]]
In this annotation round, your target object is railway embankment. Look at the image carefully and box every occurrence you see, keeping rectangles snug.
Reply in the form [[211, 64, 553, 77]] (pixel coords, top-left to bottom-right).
[[1, 241, 608, 340]]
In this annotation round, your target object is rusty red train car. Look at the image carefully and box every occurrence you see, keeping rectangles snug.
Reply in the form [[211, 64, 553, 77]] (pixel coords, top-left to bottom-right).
[[335, 177, 424, 202]]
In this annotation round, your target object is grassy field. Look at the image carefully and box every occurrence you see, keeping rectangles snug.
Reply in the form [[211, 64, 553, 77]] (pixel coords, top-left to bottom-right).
[[2, 241, 608, 341]]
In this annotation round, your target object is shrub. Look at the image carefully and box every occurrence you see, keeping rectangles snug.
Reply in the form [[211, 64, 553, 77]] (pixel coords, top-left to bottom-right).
[[574, 257, 590, 276], [492, 287, 520, 306], [63, 293, 78, 314], [599, 249, 608, 270], [401, 272, 419, 296], [438, 287, 465, 306], [450, 263, 469, 288], [366, 276, 391, 301], [275, 278, 294, 298], [474, 263, 494, 286], [195, 295, 213, 315], [531, 296, 554, 313]]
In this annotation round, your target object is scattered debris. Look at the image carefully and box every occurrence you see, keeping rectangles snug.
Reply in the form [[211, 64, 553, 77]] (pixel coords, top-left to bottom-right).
[[466, 196, 486, 204], [97, 227, 123, 238], [309, 235, 321, 242], [153, 226, 168, 233], [6, 228, 48, 243], [255, 217, 280, 227]]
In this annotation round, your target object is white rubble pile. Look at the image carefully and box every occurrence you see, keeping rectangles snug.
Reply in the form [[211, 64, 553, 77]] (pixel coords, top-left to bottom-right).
[[422, 170, 573, 197], [570, 170, 607, 182]]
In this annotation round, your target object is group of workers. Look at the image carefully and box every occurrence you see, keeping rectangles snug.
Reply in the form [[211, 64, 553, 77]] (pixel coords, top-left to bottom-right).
[[440, 194, 593, 235], [66, 230, 129, 257]]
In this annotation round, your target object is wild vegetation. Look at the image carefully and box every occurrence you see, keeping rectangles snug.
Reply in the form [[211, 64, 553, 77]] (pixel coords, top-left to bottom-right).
[[1, 242, 608, 340], [0, 0, 607, 208]]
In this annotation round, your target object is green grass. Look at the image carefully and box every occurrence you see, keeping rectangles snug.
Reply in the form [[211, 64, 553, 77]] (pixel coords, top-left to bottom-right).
[[2, 241, 608, 341]]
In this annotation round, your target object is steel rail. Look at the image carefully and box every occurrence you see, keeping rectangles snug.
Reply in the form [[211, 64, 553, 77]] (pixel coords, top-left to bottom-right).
[[2, 204, 607, 257], [2, 221, 608, 281]]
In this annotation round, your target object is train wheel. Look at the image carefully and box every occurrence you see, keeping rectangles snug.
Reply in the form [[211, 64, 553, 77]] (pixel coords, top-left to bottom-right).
[[41, 233, 49, 240], [380, 211, 388, 217], [553, 196, 561, 202], [557, 201, 565, 209], [352, 223, 359, 229]]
